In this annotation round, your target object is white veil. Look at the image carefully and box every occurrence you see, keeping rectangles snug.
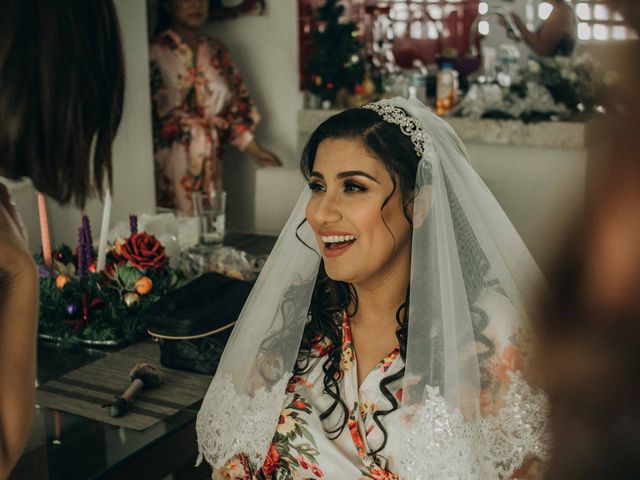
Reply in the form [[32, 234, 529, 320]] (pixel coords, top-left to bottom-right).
[[196, 97, 548, 479]]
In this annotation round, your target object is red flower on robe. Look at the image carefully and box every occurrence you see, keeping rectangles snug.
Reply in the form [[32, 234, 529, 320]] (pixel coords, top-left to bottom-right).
[[261, 444, 281, 476]]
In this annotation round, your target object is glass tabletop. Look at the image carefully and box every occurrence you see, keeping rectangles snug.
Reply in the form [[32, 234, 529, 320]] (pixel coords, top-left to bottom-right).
[[16, 345, 200, 480], [11, 233, 277, 480]]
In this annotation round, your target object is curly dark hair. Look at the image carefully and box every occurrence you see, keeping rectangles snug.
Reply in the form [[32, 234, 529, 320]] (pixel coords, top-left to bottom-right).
[[294, 107, 419, 459]]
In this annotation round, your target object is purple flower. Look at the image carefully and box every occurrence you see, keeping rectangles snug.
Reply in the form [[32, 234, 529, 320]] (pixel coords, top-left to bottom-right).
[[82, 215, 95, 263], [38, 265, 55, 278], [129, 214, 138, 235], [82, 215, 93, 250], [77, 226, 87, 277], [66, 303, 80, 317]]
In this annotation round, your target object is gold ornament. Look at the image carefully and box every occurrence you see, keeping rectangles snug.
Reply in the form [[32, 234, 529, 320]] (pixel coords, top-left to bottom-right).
[[123, 292, 140, 308], [56, 274, 71, 289], [135, 276, 153, 295], [113, 237, 127, 256], [362, 77, 376, 96], [223, 269, 245, 281]]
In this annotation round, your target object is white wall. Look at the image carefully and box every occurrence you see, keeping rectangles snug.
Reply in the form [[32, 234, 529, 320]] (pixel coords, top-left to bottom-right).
[[202, 2, 303, 231], [466, 143, 586, 272]]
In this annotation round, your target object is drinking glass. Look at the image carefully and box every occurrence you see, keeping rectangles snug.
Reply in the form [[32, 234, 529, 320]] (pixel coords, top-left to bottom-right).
[[193, 190, 226, 245]]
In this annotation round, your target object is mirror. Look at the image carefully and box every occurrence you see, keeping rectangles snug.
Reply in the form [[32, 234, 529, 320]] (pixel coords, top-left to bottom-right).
[[298, 0, 481, 83]]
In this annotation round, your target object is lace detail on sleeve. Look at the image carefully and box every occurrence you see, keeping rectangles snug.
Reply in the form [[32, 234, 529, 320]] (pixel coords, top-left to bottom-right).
[[399, 371, 549, 480], [196, 373, 289, 471]]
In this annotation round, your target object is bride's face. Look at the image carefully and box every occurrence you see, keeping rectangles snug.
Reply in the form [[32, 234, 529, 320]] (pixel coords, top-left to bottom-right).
[[306, 138, 412, 288]]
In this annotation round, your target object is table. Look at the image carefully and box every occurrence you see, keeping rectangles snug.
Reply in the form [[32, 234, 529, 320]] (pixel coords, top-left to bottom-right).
[[10, 233, 276, 480]]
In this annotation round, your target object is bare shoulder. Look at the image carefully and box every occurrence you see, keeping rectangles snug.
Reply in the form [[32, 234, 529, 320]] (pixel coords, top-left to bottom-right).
[[0, 184, 35, 285]]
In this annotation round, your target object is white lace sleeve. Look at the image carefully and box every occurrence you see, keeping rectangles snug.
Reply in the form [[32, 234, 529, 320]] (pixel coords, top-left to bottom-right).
[[196, 373, 290, 471]]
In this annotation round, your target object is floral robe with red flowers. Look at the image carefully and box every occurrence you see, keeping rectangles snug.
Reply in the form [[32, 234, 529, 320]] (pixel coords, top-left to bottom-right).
[[215, 289, 542, 480], [150, 29, 260, 214], [218, 315, 405, 480]]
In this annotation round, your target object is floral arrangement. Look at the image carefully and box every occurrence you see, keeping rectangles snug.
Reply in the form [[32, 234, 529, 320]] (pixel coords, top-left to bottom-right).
[[517, 54, 616, 115], [37, 215, 184, 346], [455, 53, 617, 122]]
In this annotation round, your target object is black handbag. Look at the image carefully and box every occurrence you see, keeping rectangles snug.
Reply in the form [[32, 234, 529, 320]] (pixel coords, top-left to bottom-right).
[[144, 272, 253, 375]]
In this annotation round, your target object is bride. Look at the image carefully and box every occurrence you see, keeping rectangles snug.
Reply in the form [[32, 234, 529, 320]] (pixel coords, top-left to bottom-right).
[[196, 97, 548, 479]]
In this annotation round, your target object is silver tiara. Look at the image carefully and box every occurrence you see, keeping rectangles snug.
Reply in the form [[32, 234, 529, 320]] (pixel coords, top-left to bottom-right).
[[362, 102, 426, 158]]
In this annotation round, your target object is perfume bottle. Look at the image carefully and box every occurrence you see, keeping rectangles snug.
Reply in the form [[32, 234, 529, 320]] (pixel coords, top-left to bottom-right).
[[436, 63, 458, 116]]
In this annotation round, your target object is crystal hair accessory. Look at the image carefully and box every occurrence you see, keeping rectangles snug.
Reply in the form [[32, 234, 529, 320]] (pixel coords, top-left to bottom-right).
[[362, 102, 426, 158]]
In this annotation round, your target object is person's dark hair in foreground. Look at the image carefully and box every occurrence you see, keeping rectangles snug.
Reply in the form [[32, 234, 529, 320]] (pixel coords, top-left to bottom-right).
[[0, 1, 124, 476], [0, 0, 124, 208]]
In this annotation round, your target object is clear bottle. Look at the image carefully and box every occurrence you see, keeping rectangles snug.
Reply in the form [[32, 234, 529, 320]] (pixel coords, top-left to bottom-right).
[[408, 61, 428, 105], [436, 63, 459, 116], [497, 43, 521, 87]]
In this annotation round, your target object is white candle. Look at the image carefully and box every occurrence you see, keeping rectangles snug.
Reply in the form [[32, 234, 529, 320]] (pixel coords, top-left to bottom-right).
[[96, 189, 112, 272]]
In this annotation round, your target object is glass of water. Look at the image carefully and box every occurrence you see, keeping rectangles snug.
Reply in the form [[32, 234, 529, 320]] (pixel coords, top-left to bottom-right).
[[193, 190, 226, 246]]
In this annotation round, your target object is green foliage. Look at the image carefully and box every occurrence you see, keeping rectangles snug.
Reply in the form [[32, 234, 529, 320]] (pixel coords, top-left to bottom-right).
[[37, 245, 185, 347], [305, 0, 365, 102], [117, 265, 143, 289]]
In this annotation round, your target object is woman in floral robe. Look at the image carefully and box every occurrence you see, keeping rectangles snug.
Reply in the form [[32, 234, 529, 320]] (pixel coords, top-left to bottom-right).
[[150, 0, 280, 214], [197, 101, 547, 479], [219, 314, 403, 479], [219, 297, 538, 479]]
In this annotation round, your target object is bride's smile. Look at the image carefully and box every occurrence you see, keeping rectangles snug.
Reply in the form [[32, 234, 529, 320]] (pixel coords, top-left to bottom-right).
[[306, 138, 412, 288]]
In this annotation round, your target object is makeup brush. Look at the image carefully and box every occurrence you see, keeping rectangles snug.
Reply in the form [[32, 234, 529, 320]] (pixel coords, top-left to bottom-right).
[[105, 363, 161, 417]]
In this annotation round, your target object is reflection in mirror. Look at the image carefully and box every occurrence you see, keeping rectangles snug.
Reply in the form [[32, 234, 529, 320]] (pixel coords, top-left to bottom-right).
[[147, 0, 279, 216], [298, 0, 482, 77]]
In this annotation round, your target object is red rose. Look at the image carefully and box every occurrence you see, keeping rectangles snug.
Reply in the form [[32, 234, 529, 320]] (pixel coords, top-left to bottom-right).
[[120, 232, 167, 270], [261, 444, 280, 476]]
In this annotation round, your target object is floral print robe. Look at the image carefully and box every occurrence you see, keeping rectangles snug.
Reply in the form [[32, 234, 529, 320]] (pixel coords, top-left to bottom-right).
[[219, 315, 404, 479], [150, 29, 260, 214], [215, 290, 542, 480]]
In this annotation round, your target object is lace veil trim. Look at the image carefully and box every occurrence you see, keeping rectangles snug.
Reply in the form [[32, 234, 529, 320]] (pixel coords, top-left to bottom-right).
[[399, 371, 549, 479], [196, 374, 290, 470]]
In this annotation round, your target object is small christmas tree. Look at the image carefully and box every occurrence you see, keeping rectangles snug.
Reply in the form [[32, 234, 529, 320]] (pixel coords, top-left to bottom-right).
[[306, 0, 365, 104]]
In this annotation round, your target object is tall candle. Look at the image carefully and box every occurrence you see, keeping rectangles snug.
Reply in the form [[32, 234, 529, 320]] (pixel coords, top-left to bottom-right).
[[36, 192, 52, 267], [96, 190, 112, 272]]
